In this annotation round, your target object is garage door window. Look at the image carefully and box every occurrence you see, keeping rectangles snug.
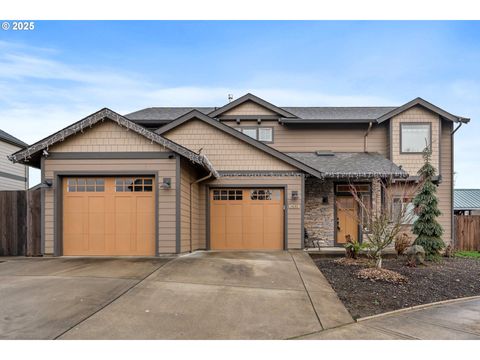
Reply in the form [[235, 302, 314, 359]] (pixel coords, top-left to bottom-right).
[[213, 189, 243, 200], [250, 189, 281, 200], [67, 178, 104, 192], [115, 177, 153, 192]]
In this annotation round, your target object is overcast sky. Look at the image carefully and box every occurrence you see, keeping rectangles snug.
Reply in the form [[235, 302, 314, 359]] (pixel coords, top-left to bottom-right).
[[0, 21, 478, 187]]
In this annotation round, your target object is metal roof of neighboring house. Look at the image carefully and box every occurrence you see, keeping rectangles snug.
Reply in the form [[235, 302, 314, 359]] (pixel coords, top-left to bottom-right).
[[454, 189, 480, 210], [0, 129, 27, 148], [286, 152, 408, 179]]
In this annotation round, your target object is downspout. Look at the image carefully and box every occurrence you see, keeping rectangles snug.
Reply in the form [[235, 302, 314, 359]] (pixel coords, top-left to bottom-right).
[[450, 120, 464, 249], [190, 172, 214, 253], [364, 122, 373, 152]]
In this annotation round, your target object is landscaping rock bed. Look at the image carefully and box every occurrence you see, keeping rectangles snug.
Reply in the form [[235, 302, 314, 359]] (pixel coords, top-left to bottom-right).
[[312, 256, 480, 319]]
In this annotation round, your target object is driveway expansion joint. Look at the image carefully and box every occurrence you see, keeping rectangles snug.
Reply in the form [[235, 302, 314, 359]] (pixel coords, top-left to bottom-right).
[[289, 252, 324, 330]]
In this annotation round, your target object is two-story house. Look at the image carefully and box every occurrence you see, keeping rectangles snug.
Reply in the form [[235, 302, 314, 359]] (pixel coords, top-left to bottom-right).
[[1, 129, 29, 190], [8, 94, 469, 256]]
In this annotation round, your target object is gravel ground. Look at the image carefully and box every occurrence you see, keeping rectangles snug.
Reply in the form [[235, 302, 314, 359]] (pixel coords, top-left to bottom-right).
[[312, 256, 480, 319]]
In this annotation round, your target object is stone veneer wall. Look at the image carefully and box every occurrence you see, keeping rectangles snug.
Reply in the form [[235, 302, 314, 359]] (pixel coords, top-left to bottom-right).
[[304, 177, 384, 248], [304, 177, 335, 247]]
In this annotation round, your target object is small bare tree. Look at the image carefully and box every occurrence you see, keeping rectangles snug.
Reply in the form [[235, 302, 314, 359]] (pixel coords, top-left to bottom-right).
[[341, 179, 422, 268]]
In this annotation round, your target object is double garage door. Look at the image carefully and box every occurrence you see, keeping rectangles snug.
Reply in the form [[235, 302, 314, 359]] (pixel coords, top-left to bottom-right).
[[62, 176, 155, 256], [210, 188, 285, 250]]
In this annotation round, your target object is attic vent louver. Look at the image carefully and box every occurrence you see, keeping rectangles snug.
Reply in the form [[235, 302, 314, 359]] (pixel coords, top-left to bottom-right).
[[315, 150, 334, 156]]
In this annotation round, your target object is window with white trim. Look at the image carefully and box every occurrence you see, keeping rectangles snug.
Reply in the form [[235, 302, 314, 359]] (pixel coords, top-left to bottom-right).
[[401, 123, 431, 153], [234, 127, 274, 143], [258, 127, 273, 142]]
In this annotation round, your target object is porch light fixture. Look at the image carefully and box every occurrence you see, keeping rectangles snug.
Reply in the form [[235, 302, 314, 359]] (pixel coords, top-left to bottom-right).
[[291, 191, 299, 201], [160, 177, 171, 189], [322, 195, 329, 204]]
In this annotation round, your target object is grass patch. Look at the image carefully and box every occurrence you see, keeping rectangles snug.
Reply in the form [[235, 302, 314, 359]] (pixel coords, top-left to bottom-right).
[[455, 251, 480, 259]]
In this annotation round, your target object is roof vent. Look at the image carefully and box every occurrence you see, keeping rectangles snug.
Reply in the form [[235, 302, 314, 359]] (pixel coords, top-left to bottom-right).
[[315, 150, 334, 156]]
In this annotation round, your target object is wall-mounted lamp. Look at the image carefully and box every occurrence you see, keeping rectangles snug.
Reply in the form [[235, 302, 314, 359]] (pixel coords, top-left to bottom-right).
[[322, 195, 329, 204], [160, 177, 171, 189], [291, 191, 299, 201]]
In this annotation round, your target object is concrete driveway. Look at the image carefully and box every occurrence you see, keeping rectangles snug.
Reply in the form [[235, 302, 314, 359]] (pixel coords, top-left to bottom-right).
[[0, 251, 352, 339]]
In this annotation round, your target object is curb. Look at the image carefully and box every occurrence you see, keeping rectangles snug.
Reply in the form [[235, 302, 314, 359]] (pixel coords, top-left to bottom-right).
[[357, 295, 480, 322]]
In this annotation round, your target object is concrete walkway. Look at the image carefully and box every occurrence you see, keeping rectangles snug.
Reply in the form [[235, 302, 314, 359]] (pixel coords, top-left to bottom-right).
[[297, 297, 480, 340], [0, 251, 353, 339]]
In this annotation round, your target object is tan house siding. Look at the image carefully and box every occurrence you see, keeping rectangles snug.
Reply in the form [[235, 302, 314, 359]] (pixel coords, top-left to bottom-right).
[[438, 120, 453, 245], [163, 119, 296, 171], [205, 175, 303, 249], [391, 106, 440, 175], [223, 121, 389, 156], [52, 120, 168, 153], [179, 158, 207, 252], [0, 141, 28, 190], [42, 120, 178, 255], [221, 100, 277, 116]]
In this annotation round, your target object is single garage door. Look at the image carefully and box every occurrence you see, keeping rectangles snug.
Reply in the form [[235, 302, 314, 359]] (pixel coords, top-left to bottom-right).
[[210, 188, 284, 250], [63, 176, 155, 256]]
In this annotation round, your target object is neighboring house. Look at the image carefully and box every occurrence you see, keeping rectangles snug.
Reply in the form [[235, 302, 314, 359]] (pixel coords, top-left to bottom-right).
[[454, 189, 480, 215], [0, 129, 28, 190], [8, 94, 469, 256]]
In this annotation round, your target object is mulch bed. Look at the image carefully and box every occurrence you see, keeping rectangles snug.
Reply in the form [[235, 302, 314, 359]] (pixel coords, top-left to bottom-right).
[[312, 255, 480, 319]]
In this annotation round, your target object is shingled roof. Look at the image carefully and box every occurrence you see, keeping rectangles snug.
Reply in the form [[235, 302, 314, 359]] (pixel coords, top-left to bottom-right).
[[125, 94, 470, 126], [280, 107, 396, 122], [286, 152, 408, 179], [454, 189, 480, 210], [126, 107, 215, 122], [126, 106, 396, 124]]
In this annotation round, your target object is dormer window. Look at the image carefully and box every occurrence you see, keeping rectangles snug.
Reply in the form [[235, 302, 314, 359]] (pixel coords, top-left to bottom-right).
[[400, 123, 431, 153]]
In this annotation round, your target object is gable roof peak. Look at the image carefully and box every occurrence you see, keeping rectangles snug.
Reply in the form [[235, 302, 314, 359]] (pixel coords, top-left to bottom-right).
[[376, 97, 470, 124], [8, 107, 219, 177], [156, 108, 323, 178], [208, 93, 297, 118]]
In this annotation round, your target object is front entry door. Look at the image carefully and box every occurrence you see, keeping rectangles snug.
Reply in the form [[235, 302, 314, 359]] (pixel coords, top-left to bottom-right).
[[336, 196, 359, 244]]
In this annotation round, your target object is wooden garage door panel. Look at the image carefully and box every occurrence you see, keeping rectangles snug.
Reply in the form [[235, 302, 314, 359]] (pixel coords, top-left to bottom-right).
[[63, 177, 155, 256], [210, 188, 284, 250]]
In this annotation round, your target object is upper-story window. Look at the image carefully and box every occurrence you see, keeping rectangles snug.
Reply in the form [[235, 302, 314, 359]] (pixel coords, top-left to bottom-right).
[[235, 127, 273, 143], [401, 123, 431, 153]]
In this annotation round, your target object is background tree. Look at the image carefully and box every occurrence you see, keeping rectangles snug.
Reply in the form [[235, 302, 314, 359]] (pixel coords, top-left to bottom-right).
[[412, 148, 444, 257]]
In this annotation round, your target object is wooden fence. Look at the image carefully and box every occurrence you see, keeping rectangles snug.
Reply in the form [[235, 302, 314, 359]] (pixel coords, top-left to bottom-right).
[[455, 215, 480, 251], [0, 190, 41, 256]]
